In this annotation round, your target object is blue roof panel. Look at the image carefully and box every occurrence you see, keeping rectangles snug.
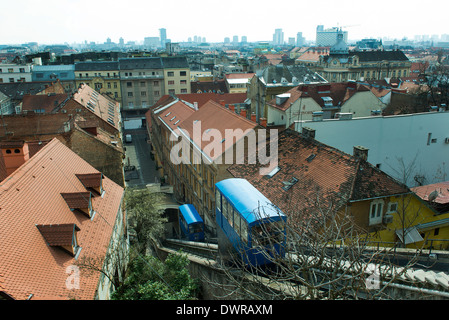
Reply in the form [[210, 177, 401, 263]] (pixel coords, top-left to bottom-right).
[[215, 178, 286, 224], [179, 204, 203, 225]]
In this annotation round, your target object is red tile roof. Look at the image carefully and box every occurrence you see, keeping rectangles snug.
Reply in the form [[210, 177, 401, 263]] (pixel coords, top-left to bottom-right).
[[0, 138, 124, 300], [178, 100, 257, 161], [21, 93, 70, 113], [228, 129, 409, 224], [72, 84, 121, 130]]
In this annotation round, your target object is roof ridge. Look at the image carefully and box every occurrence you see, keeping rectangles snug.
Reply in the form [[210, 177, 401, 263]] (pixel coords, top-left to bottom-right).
[[203, 99, 257, 126]]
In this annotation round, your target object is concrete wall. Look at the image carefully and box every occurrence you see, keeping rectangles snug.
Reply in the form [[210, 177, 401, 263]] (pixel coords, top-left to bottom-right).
[[294, 110, 449, 187]]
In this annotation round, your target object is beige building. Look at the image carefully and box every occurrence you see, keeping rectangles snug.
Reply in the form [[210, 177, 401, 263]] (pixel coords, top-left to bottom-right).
[[266, 81, 387, 128], [163, 57, 191, 96], [74, 61, 121, 102], [314, 32, 412, 83]]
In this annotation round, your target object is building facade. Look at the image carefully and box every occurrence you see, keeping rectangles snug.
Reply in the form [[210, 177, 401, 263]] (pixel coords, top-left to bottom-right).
[[74, 61, 121, 102], [315, 32, 412, 83], [0, 63, 33, 83], [32, 65, 76, 93]]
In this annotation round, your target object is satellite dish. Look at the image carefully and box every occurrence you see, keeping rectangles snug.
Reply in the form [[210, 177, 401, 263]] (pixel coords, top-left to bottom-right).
[[428, 189, 439, 202]]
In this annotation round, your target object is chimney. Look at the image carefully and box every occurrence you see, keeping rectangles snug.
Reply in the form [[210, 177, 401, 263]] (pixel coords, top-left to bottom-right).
[[229, 104, 235, 112], [193, 102, 198, 111], [240, 109, 247, 118], [219, 100, 226, 107], [259, 118, 267, 127], [251, 113, 257, 123], [0, 141, 30, 176], [353, 146, 369, 161], [302, 127, 316, 139]]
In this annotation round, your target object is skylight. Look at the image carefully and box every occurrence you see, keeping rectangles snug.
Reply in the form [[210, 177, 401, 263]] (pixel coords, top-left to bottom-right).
[[265, 166, 281, 178]]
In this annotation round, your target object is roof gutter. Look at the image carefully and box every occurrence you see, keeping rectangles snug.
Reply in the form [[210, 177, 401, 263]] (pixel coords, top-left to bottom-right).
[[348, 192, 413, 203]]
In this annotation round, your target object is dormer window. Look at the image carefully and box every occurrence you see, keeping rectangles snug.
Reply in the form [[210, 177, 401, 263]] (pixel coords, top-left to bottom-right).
[[61, 192, 94, 219], [36, 224, 82, 258], [76, 173, 104, 197]]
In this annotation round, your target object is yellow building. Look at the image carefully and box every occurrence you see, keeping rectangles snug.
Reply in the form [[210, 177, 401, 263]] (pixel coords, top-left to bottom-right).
[[162, 57, 191, 95], [74, 61, 122, 103], [314, 32, 411, 83], [367, 188, 449, 250], [225, 73, 254, 94]]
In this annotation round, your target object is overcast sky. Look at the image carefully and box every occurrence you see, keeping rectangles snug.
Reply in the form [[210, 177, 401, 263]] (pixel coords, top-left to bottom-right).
[[1, 0, 448, 45]]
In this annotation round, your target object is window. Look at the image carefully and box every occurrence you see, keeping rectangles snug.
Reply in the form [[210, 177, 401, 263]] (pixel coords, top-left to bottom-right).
[[180, 71, 187, 76], [154, 81, 159, 86], [141, 91, 146, 96], [180, 80, 187, 85], [369, 199, 384, 225], [387, 202, 398, 213], [128, 92, 133, 97], [127, 82, 132, 87], [167, 71, 174, 77], [140, 82, 145, 87], [168, 80, 175, 85]]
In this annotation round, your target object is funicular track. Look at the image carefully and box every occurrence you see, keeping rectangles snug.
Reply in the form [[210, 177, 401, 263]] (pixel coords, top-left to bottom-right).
[[163, 238, 219, 260]]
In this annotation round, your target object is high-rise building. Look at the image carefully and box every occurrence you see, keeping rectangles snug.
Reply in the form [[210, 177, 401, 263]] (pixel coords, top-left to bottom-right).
[[273, 28, 284, 45], [159, 28, 167, 47], [296, 32, 306, 46]]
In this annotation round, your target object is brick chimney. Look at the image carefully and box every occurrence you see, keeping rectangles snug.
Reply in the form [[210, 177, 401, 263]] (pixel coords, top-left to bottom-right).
[[240, 109, 247, 118], [353, 145, 368, 161], [229, 104, 235, 112], [259, 118, 267, 127], [0, 141, 30, 176], [251, 113, 257, 122]]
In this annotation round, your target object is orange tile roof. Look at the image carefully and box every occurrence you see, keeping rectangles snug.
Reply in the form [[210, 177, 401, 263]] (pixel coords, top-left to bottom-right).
[[0, 138, 124, 300], [154, 99, 196, 132], [72, 84, 121, 130], [178, 100, 257, 161], [412, 181, 449, 205]]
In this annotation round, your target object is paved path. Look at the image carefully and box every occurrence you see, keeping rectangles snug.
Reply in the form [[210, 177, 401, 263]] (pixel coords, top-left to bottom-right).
[[124, 129, 160, 188]]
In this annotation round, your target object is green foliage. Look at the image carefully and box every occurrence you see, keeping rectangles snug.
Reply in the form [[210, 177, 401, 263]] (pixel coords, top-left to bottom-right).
[[112, 252, 199, 300], [125, 187, 168, 248]]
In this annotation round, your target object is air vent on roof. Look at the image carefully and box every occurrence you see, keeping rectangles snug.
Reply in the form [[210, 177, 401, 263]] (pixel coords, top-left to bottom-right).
[[306, 154, 316, 162], [282, 177, 299, 191], [265, 166, 281, 178]]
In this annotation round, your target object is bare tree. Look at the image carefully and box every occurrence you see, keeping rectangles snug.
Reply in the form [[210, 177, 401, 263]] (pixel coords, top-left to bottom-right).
[[206, 193, 428, 300]]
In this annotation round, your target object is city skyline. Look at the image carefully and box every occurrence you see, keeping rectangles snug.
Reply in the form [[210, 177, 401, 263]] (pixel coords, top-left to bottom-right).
[[1, 0, 449, 45]]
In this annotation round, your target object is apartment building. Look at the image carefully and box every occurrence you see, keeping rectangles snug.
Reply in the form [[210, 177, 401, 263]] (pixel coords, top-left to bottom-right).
[[119, 57, 165, 114], [0, 63, 33, 83], [119, 57, 190, 120], [147, 97, 258, 227], [162, 56, 191, 96], [32, 65, 76, 93], [74, 61, 121, 102], [314, 32, 412, 83]]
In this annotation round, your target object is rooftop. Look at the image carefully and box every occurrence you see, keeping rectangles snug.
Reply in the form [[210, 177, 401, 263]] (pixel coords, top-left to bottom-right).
[[228, 129, 409, 224], [0, 138, 124, 300]]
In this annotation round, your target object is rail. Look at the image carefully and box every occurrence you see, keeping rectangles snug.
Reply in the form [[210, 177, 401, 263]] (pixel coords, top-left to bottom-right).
[[163, 238, 218, 260]]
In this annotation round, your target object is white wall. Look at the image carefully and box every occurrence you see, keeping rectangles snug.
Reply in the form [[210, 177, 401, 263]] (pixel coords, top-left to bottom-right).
[[294, 111, 449, 187]]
